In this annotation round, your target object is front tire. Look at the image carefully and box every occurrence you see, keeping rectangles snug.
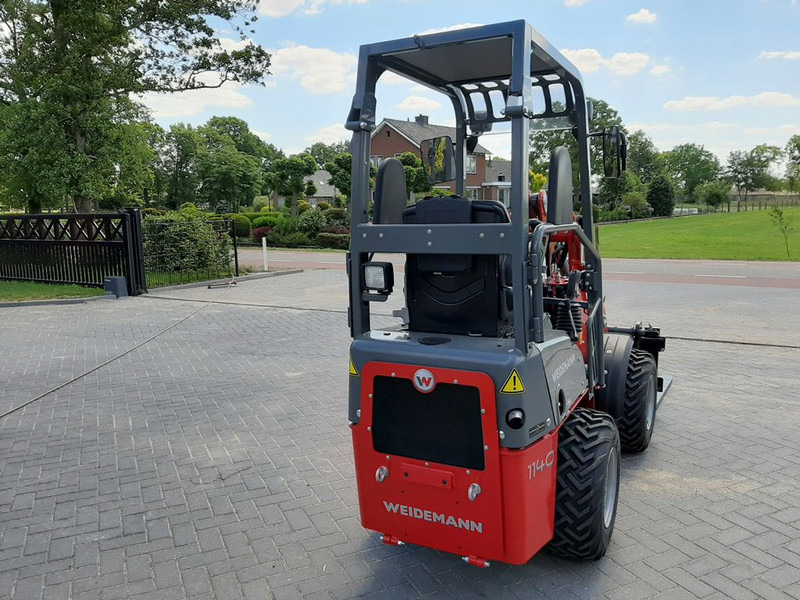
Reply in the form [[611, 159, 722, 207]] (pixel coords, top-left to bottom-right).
[[548, 408, 621, 560], [617, 349, 658, 453]]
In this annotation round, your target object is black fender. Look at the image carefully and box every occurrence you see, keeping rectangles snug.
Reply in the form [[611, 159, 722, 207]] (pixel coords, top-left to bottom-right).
[[594, 333, 634, 417]]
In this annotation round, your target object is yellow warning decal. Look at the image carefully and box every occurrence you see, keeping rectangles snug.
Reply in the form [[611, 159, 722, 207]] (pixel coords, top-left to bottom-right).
[[501, 369, 525, 394], [349, 357, 359, 376]]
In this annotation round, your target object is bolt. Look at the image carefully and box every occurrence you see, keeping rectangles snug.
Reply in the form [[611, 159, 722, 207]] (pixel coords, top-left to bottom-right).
[[356, 409, 361, 417], [379, 233, 384, 238], [479, 233, 485, 239], [499, 431, 505, 440], [427, 241, 432, 247]]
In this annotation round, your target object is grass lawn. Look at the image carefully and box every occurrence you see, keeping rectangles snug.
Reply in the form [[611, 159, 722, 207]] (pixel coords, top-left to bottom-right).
[[0, 281, 106, 302], [598, 207, 800, 261]]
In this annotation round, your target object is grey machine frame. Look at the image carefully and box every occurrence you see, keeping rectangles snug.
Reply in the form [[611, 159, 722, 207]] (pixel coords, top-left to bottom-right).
[[346, 19, 604, 394]]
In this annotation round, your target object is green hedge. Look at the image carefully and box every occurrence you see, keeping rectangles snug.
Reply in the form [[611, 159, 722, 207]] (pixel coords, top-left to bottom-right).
[[316, 233, 350, 249]]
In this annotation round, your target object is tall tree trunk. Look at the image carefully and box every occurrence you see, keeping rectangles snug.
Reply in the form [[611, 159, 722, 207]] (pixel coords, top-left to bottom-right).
[[27, 197, 42, 214], [74, 195, 93, 213]]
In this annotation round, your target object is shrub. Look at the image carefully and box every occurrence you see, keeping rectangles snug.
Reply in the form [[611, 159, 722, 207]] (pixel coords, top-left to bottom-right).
[[322, 207, 348, 228], [143, 213, 231, 275], [298, 208, 326, 236], [316, 233, 350, 249], [141, 208, 165, 217], [267, 231, 311, 247], [622, 191, 650, 219], [316, 201, 332, 211], [260, 206, 276, 212], [647, 174, 675, 217], [320, 226, 349, 235], [298, 200, 311, 214], [252, 215, 282, 229], [252, 227, 273, 243], [275, 217, 299, 235], [225, 213, 252, 238], [179, 202, 198, 212]]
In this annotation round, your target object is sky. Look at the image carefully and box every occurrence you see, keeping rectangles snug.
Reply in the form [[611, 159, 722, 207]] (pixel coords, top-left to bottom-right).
[[140, 0, 800, 167]]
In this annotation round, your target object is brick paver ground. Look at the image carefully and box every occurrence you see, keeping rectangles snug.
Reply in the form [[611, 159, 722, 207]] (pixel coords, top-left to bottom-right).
[[1, 270, 799, 599]]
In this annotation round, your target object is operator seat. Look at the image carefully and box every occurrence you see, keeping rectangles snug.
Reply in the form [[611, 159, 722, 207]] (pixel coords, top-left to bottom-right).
[[402, 195, 511, 337]]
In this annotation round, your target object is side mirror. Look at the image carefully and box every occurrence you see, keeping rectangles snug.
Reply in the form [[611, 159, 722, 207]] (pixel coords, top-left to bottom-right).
[[420, 136, 456, 184], [602, 126, 627, 178]]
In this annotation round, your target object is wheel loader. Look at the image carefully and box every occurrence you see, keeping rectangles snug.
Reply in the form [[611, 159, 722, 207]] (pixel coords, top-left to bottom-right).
[[344, 20, 671, 565]]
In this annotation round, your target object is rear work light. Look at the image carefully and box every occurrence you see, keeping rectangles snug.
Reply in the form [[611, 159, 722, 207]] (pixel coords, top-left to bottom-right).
[[363, 262, 394, 296]]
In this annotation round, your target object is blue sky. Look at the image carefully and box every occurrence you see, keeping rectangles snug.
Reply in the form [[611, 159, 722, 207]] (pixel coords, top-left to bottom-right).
[[141, 0, 800, 167]]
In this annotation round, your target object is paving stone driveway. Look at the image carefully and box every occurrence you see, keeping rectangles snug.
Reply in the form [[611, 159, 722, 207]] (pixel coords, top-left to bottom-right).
[[1, 270, 799, 600]]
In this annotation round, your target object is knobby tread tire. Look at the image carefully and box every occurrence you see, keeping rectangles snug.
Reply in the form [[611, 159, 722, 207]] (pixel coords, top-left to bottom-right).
[[548, 408, 620, 561], [617, 349, 657, 453]]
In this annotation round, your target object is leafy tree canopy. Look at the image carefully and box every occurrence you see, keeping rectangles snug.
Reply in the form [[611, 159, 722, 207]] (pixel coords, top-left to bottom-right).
[[626, 130, 663, 184], [305, 141, 349, 168], [662, 143, 720, 200], [0, 0, 270, 212]]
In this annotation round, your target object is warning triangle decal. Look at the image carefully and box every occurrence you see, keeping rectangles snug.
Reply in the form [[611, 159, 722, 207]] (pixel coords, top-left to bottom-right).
[[501, 369, 525, 394], [349, 357, 359, 376]]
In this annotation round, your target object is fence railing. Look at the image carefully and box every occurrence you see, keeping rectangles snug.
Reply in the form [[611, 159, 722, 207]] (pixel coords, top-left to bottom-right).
[[0, 210, 146, 294], [142, 219, 238, 288]]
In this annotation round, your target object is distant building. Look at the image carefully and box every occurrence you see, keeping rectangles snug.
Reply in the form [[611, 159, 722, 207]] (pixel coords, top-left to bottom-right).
[[370, 115, 501, 203]]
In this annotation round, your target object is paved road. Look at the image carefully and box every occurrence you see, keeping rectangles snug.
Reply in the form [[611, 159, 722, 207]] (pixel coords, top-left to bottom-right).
[[1, 269, 799, 599], [239, 249, 800, 289]]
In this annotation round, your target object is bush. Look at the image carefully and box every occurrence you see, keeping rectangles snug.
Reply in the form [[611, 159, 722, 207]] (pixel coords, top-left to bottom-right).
[[322, 207, 348, 228], [316, 233, 350, 249], [143, 213, 231, 275], [267, 231, 311, 247], [225, 213, 252, 238], [141, 208, 165, 217], [252, 227, 273, 243], [647, 174, 675, 217], [298, 208, 326, 236], [316, 201, 332, 211], [252, 215, 282, 229], [275, 217, 298, 235], [298, 200, 311, 214], [320, 226, 349, 235], [622, 191, 650, 219]]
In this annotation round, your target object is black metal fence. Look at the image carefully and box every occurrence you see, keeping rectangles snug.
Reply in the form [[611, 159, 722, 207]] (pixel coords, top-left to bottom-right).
[[142, 219, 238, 288], [0, 209, 146, 294]]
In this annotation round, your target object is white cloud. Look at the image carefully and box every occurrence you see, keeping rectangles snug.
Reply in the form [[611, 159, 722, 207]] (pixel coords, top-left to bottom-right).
[[139, 73, 255, 118], [650, 64, 672, 76], [252, 129, 272, 141], [306, 123, 350, 144], [269, 44, 357, 94], [629, 121, 737, 133], [664, 92, 800, 111], [379, 71, 412, 85], [627, 8, 658, 24], [561, 48, 650, 75], [397, 96, 443, 111], [417, 23, 484, 35], [565, 0, 591, 6], [743, 124, 800, 136], [758, 50, 800, 60], [216, 37, 251, 52], [259, 0, 368, 18]]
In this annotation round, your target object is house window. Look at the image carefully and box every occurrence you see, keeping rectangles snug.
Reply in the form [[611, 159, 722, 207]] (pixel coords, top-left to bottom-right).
[[370, 155, 383, 168], [466, 154, 477, 175], [467, 187, 479, 201], [499, 188, 511, 208]]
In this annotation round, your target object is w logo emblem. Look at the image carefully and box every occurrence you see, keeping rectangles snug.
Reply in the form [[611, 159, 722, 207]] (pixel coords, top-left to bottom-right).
[[413, 369, 435, 393]]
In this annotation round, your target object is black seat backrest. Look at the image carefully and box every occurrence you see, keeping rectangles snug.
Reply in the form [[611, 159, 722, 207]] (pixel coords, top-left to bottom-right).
[[402, 196, 510, 337], [373, 158, 407, 224]]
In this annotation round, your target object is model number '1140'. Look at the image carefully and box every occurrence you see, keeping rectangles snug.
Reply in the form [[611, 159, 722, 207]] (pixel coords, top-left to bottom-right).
[[528, 450, 555, 479]]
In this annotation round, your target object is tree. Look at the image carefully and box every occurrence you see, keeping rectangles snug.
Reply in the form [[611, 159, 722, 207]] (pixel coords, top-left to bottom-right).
[[595, 171, 645, 209], [305, 141, 349, 168], [646, 174, 675, 217], [396, 152, 431, 199], [160, 124, 203, 210], [726, 145, 783, 208], [695, 181, 729, 211], [530, 171, 548, 193], [769, 207, 794, 259], [265, 154, 318, 217], [626, 130, 663, 184], [621, 191, 649, 219], [662, 143, 720, 201], [0, 1, 270, 212], [325, 153, 354, 200]]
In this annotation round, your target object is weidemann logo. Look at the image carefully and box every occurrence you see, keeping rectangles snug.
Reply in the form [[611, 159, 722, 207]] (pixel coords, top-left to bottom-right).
[[383, 501, 483, 533]]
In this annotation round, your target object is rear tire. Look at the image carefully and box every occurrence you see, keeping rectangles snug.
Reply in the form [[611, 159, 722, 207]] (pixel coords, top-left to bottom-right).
[[548, 408, 620, 560], [617, 349, 657, 453]]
